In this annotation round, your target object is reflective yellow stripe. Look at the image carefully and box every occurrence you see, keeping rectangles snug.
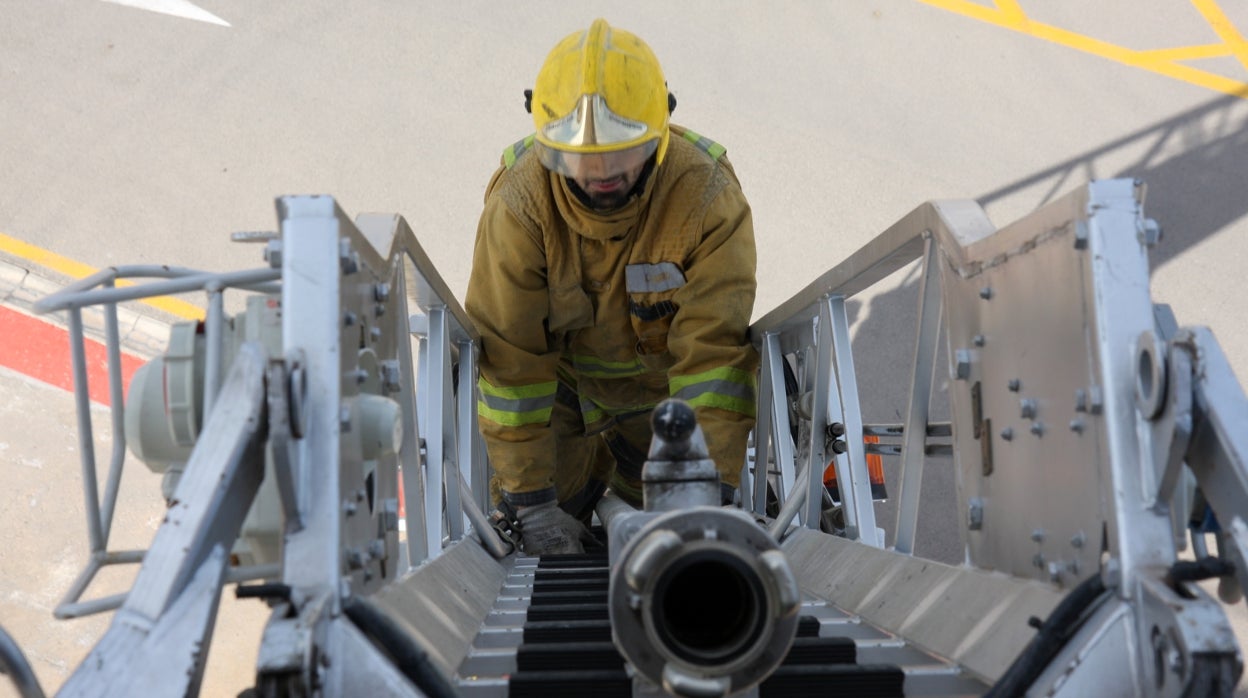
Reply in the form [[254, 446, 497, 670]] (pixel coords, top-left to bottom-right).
[[681, 129, 727, 161], [670, 366, 756, 416], [477, 376, 557, 426], [478, 402, 553, 427]]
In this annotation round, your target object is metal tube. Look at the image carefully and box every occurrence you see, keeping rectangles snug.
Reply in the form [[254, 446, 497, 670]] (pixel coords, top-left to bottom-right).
[[202, 283, 225, 419], [456, 468, 510, 560], [67, 309, 105, 554], [99, 295, 127, 545], [803, 300, 834, 529], [828, 296, 881, 547], [767, 459, 811, 540], [863, 422, 953, 437], [895, 235, 943, 555], [0, 623, 47, 698], [595, 492, 637, 532], [33, 267, 280, 314]]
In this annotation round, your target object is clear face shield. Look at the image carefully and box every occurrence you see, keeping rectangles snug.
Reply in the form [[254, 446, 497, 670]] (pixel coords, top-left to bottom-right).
[[535, 93, 660, 181], [535, 139, 658, 181]]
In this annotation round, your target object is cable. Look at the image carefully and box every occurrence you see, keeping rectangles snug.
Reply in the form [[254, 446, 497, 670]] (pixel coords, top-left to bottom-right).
[[0, 624, 46, 698], [342, 595, 460, 698], [985, 573, 1108, 698]]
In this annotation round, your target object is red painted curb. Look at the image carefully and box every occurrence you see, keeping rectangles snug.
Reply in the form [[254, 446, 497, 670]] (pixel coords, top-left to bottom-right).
[[0, 305, 144, 406]]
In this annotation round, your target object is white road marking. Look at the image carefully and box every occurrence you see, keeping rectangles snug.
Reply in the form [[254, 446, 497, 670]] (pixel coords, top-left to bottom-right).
[[101, 0, 230, 27]]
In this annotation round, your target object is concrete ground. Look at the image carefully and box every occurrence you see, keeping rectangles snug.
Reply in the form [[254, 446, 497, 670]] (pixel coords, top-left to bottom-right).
[[2, 1, 1248, 695]]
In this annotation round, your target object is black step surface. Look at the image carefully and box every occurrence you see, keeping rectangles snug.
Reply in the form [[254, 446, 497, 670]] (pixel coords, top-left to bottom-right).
[[522, 618, 613, 644]]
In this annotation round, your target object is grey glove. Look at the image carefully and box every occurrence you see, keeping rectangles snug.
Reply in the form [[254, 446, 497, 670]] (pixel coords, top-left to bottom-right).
[[515, 500, 594, 556]]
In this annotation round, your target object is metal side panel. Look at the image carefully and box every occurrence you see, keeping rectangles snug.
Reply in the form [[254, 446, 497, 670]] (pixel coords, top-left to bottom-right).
[[783, 528, 1063, 683], [369, 537, 509, 677]]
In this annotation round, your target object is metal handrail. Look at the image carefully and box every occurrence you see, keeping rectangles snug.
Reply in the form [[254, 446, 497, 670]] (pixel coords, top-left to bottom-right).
[[32, 265, 280, 618], [748, 199, 994, 551]]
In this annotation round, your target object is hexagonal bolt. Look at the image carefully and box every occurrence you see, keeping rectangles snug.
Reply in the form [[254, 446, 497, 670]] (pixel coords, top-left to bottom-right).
[[1033, 553, 1045, 569], [380, 360, 402, 393], [344, 311, 358, 327], [1074, 221, 1089, 250], [343, 500, 358, 517], [348, 369, 368, 385], [968, 498, 984, 531], [264, 239, 283, 269], [381, 498, 400, 532], [1047, 561, 1064, 583], [346, 548, 368, 570], [979, 287, 994, 300], [374, 303, 386, 318], [368, 539, 386, 559], [1071, 531, 1087, 549], [1000, 427, 1014, 441], [1069, 419, 1086, 434], [1137, 218, 1163, 247], [1008, 379, 1021, 392], [1031, 528, 1046, 543], [1030, 422, 1045, 436], [955, 349, 974, 380], [1088, 386, 1104, 415], [1074, 388, 1088, 412], [370, 326, 382, 343], [339, 239, 359, 275], [1020, 399, 1038, 419], [973, 334, 986, 347], [373, 283, 391, 303], [339, 405, 352, 432]]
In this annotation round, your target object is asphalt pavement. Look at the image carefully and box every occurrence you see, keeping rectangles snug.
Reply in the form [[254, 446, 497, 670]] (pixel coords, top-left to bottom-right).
[[2, 1, 1247, 695]]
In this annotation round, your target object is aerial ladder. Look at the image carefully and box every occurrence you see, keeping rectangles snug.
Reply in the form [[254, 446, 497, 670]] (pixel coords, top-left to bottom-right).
[[1, 178, 1246, 696]]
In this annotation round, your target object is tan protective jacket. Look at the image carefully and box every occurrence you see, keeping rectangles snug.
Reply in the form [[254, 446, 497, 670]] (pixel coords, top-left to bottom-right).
[[465, 125, 758, 501]]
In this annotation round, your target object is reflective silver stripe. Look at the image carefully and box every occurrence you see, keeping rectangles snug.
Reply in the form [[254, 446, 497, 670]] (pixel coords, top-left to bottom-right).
[[479, 390, 555, 415], [626, 262, 686, 293]]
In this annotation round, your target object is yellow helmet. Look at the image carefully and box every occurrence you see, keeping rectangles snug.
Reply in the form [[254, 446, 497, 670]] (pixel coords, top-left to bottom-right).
[[529, 19, 671, 180]]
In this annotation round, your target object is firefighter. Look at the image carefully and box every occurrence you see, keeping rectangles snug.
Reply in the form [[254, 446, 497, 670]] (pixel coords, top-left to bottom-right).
[[465, 18, 758, 555]]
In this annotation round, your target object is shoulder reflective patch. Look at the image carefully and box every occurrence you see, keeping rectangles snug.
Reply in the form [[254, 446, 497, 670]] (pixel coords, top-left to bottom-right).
[[681, 129, 727, 161], [503, 134, 537, 169], [626, 262, 686, 293]]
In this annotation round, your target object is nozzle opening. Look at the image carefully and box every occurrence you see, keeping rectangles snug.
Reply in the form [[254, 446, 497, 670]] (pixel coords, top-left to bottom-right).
[[651, 548, 767, 665]]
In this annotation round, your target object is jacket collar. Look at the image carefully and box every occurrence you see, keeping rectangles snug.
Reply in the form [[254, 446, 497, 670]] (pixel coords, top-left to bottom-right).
[[550, 162, 657, 241]]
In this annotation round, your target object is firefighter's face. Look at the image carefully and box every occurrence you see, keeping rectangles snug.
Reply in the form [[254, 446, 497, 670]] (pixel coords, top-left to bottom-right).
[[570, 153, 648, 210], [537, 140, 656, 210]]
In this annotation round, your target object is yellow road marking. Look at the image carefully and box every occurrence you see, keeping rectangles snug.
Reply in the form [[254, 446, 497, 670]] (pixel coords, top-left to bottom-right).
[[917, 0, 1248, 99], [1190, 0, 1248, 71], [0, 231, 204, 320]]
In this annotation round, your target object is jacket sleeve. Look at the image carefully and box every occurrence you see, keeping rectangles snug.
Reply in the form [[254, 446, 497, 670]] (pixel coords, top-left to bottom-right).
[[464, 185, 563, 503], [666, 175, 759, 488]]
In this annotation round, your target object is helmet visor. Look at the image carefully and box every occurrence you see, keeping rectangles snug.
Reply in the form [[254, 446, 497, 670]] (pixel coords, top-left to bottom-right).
[[540, 93, 651, 149], [535, 139, 658, 180]]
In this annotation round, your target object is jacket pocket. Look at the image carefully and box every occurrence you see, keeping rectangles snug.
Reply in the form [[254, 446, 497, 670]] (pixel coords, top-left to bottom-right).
[[549, 282, 595, 334], [626, 262, 684, 366]]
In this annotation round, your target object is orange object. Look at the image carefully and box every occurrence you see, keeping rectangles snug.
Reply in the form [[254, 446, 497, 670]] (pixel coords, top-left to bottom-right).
[[823, 435, 888, 501]]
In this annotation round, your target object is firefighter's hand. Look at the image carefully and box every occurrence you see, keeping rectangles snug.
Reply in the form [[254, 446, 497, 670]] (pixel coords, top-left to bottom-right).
[[515, 500, 594, 556]]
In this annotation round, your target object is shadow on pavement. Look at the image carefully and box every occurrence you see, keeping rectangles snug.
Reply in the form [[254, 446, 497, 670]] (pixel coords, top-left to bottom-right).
[[842, 93, 1248, 564]]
